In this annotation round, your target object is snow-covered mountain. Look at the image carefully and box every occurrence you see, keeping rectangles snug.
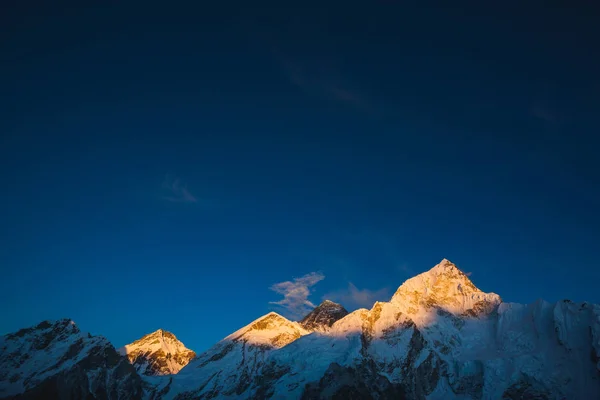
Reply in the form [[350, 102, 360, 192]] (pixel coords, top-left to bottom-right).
[[0, 319, 142, 400], [300, 300, 349, 332], [119, 329, 195, 376], [2, 258, 600, 399], [159, 312, 311, 398], [155, 259, 600, 399]]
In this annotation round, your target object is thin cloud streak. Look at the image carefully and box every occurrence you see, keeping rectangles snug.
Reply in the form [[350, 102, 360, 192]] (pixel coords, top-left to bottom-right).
[[269, 272, 325, 320], [162, 175, 197, 203], [324, 283, 391, 310], [531, 104, 557, 123], [278, 57, 371, 113]]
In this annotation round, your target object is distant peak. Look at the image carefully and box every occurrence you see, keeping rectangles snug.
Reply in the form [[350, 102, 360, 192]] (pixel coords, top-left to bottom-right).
[[7, 318, 82, 344], [41, 318, 79, 332], [300, 300, 349, 331], [319, 300, 341, 307]]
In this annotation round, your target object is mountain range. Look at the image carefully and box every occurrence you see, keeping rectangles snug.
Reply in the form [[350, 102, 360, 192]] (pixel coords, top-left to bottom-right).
[[1, 259, 599, 399]]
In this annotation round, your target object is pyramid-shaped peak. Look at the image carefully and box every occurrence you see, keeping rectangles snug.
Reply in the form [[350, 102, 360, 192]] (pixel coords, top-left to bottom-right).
[[300, 300, 349, 331], [431, 258, 460, 272], [319, 299, 344, 308], [424, 258, 474, 282], [221, 312, 296, 340], [144, 328, 163, 337], [130, 328, 179, 346], [398, 259, 478, 294], [155, 329, 178, 340], [264, 311, 284, 318], [249, 312, 295, 330], [390, 259, 501, 314], [120, 328, 195, 376], [222, 311, 309, 349]]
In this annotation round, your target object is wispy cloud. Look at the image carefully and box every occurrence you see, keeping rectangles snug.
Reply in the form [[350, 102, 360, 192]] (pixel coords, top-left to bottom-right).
[[531, 103, 557, 124], [269, 272, 325, 320], [324, 283, 390, 310], [278, 56, 371, 113], [162, 175, 197, 203]]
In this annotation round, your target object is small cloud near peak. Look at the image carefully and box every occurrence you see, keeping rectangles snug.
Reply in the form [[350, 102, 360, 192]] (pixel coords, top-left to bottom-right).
[[269, 272, 325, 320], [162, 175, 197, 203], [324, 283, 390, 310]]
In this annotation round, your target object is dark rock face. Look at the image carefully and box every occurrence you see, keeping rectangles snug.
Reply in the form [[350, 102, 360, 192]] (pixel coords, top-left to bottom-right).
[[301, 361, 406, 400], [447, 360, 484, 399], [300, 300, 349, 331], [251, 361, 291, 400], [12, 361, 143, 400], [502, 375, 551, 400], [0, 319, 143, 400]]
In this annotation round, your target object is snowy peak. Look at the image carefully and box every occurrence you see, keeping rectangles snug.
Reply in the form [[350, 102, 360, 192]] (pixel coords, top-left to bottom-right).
[[4, 318, 80, 344], [300, 300, 349, 332], [176, 311, 311, 389], [127, 328, 179, 346], [430, 258, 462, 274], [391, 258, 501, 316], [119, 328, 195, 375], [224, 311, 309, 349], [0, 319, 141, 399]]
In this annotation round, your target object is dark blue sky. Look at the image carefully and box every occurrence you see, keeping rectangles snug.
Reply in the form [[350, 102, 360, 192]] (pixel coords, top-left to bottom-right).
[[1, 2, 599, 353]]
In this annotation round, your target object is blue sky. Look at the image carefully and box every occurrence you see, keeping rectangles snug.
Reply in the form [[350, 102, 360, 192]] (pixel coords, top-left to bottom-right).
[[1, 2, 599, 353]]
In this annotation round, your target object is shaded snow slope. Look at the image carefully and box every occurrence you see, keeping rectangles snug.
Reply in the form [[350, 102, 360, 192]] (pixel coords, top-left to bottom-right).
[[0, 319, 143, 400]]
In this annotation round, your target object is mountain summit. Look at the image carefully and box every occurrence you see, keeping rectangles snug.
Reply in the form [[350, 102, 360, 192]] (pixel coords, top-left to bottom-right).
[[300, 300, 349, 331], [2, 259, 600, 399], [118, 329, 195, 376], [391, 258, 502, 318]]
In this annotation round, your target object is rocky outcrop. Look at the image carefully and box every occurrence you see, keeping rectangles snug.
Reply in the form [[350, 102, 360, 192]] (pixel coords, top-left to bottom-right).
[[300, 300, 349, 332], [301, 360, 405, 400]]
